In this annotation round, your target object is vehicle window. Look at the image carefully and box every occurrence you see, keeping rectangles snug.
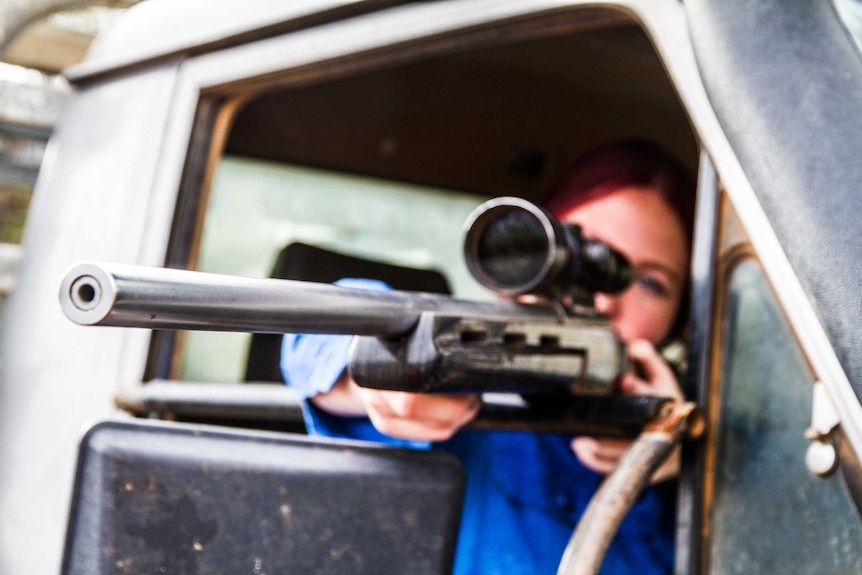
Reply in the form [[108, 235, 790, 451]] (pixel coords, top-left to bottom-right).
[[708, 257, 862, 572], [157, 15, 697, 386], [0, 65, 63, 316], [0, 135, 39, 317], [178, 156, 490, 382]]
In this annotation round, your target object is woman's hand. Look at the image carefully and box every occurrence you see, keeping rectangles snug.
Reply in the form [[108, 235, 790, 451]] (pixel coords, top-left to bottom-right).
[[359, 388, 482, 442], [570, 339, 684, 483], [311, 372, 481, 442]]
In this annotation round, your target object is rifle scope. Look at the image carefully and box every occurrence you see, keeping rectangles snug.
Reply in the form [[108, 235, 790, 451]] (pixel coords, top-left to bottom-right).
[[463, 197, 632, 298]]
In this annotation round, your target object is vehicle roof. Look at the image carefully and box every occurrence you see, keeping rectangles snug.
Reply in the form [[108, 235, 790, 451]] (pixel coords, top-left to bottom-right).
[[64, 0, 403, 83], [689, 0, 862, 401]]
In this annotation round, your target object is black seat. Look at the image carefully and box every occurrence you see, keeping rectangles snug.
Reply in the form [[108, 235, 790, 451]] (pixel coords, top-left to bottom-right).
[[244, 242, 451, 383], [62, 419, 464, 575]]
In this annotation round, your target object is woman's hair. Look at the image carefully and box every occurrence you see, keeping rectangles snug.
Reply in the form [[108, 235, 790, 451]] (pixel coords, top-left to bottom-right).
[[543, 139, 696, 246], [544, 139, 696, 345]]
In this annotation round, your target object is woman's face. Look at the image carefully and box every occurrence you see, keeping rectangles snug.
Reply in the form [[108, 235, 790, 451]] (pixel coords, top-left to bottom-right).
[[556, 186, 690, 344]]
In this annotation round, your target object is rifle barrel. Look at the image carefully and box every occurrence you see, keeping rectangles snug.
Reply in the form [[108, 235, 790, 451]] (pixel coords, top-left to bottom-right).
[[59, 261, 558, 336]]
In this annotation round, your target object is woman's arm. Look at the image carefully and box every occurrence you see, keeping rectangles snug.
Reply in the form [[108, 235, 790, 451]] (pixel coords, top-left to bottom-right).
[[311, 372, 482, 442]]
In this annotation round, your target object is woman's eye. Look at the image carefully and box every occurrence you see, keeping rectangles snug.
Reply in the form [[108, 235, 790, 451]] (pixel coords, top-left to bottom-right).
[[636, 275, 669, 297]]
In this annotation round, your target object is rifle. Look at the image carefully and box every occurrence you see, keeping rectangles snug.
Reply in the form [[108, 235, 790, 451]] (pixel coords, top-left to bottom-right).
[[58, 197, 686, 438]]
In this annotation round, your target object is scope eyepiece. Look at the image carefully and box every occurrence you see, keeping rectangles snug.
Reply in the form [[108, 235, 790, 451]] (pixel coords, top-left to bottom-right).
[[463, 197, 632, 298]]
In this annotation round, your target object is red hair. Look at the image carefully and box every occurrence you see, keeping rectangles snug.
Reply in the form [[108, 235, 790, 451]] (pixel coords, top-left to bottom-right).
[[543, 139, 696, 246]]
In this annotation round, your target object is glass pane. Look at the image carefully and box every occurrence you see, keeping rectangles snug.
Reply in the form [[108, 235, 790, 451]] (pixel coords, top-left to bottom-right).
[[0, 132, 44, 318], [179, 156, 492, 382], [710, 258, 862, 573]]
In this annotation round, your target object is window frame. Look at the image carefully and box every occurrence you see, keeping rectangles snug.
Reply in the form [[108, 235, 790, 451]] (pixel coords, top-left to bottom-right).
[[115, 0, 704, 412]]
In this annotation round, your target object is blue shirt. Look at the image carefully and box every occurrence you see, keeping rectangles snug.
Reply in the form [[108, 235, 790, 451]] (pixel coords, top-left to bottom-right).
[[300, 404, 676, 575], [281, 279, 676, 575]]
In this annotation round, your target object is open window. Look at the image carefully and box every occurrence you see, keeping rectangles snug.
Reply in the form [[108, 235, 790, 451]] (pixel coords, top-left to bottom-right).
[[139, 7, 698, 401]]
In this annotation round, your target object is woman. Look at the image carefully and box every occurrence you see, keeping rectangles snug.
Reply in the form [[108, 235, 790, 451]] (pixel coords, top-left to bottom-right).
[[282, 139, 695, 574]]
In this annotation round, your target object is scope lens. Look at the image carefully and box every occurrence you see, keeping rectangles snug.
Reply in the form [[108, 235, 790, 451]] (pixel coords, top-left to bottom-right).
[[475, 209, 550, 290], [579, 238, 633, 294]]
